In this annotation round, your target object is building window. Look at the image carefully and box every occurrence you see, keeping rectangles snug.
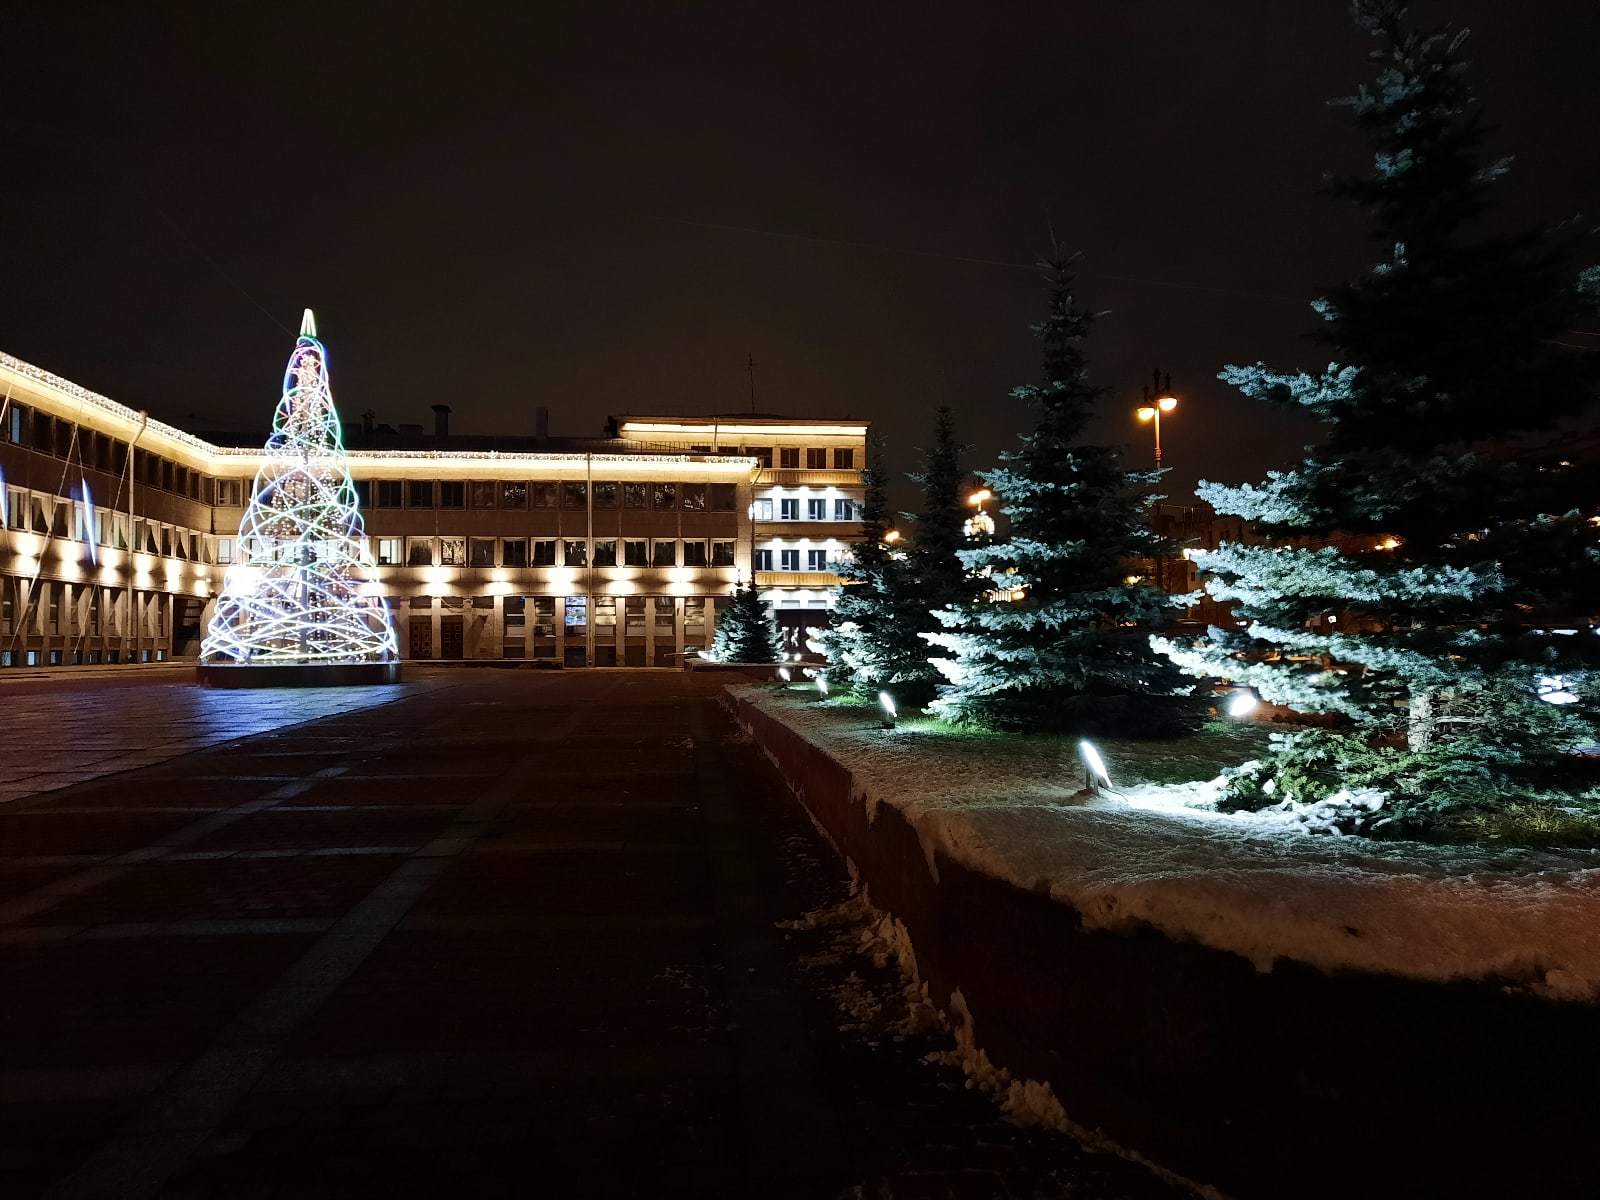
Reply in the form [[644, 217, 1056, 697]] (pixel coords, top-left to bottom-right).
[[780, 498, 799, 521], [681, 483, 707, 511], [625, 596, 646, 634], [752, 498, 773, 520], [623, 482, 647, 509], [564, 596, 587, 629], [711, 539, 736, 567], [652, 482, 676, 510], [807, 498, 826, 521], [440, 537, 466, 566], [592, 481, 618, 509], [408, 481, 434, 508], [216, 479, 244, 506], [709, 483, 737, 511], [561, 481, 587, 509], [623, 539, 648, 567], [834, 448, 854, 469], [834, 499, 855, 521], [593, 539, 617, 567], [779, 447, 800, 469], [684, 597, 706, 630], [407, 538, 434, 566], [471, 481, 497, 508], [376, 537, 402, 565], [470, 538, 497, 567], [748, 446, 773, 468], [564, 539, 588, 567], [429, 481, 460, 508], [532, 539, 557, 566], [806, 448, 827, 469], [216, 537, 235, 564], [780, 549, 799, 571], [375, 480, 402, 508], [500, 481, 527, 509], [754, 549, 773, 571], [530, 482, 556, 508], [807, 549, 827, 571], [503, 539, 528, 567], [594, 596, 616, 626], [652, 540, 676, 567], [655, 597, 675, 629], [682, 540, 708, 567], [5, 404, 23, 443], [532, 597, 556, 640]]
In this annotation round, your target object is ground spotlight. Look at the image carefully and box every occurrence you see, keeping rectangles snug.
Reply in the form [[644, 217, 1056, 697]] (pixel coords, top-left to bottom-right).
[[1226, 690, 1259, 718], [878, 691, 897, 729], [1078, 739, 1112, 795]]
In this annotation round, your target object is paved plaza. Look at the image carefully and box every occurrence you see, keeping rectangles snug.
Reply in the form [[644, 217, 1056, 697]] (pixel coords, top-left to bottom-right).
[[0, 669, 1178, 1199]]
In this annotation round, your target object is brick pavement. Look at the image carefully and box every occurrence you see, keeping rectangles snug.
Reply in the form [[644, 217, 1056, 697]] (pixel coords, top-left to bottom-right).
[[0, 669, 1183, 1199]]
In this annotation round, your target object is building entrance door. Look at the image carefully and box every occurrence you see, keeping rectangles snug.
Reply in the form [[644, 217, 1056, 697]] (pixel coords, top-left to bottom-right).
[[440, 616, 464, 659], [408, 617, 432, 659]]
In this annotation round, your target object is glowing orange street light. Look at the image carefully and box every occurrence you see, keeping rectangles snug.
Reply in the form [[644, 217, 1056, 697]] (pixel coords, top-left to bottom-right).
[[1135, 369, 1177, 471], [965, 488, 995, 538], [966, 488, 993, 507], [882, 529, 902, 545]]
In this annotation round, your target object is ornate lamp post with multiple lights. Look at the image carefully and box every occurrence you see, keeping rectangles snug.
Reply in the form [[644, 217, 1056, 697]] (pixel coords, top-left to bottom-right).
[[1134, 369, 1178, 471]]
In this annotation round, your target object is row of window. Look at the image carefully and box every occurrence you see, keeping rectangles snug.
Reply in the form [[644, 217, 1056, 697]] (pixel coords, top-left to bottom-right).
[[0, 577, 171, 637], [754, 548, 838, 572], [1, 402, 222, 503], [5, 485, 210, 562], [373, 536, 741, 569], [747, 447, 855, 471], [753, 497, 856, 521], [359, 479, 740, 512]]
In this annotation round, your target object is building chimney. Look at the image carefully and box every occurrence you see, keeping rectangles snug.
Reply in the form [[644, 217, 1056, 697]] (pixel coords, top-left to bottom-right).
[[431, 404, 451, 438], [535, 406, 549, 440]]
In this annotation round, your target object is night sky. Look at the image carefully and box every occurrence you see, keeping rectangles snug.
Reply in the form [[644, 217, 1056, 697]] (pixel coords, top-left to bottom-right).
[[5, 2, 1597, 506]]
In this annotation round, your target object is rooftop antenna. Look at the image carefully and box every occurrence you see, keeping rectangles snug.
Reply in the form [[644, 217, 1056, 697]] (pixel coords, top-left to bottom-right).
[[300, 308, 317, 338], [746, 353, 758, 415]]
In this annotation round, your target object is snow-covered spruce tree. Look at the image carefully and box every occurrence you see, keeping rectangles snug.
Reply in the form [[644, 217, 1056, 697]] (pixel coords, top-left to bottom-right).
[[711, 578, 780, 664], [926, 254, 1201, 737], [1154, 1, 1600, 835], [814, 431, 928, 695]]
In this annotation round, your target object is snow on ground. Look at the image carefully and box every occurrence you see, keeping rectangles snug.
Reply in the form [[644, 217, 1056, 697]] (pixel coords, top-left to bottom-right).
[[734, 685, 1600, 1002]]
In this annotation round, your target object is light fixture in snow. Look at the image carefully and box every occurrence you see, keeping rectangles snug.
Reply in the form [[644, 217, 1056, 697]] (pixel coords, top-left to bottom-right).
[[1079, 739, 1112, 794], [816, 673, 830, 698], [1538, 675, 1578, 705], [878, 691, 897, 729], [777, 666, 791, 683], [1226, 690, 1259, 718]]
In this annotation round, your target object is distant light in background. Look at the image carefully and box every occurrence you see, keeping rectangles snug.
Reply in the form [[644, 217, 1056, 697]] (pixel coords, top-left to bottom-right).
[[1226, 690, 1258, 718]]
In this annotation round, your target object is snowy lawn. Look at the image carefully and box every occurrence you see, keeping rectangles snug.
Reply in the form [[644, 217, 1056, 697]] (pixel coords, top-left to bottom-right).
[[735, 683, 1600, 1002]]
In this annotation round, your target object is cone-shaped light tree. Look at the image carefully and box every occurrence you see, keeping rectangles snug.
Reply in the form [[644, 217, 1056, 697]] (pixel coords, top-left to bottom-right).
[[202, 311, 398, 666], [1154, 2, 1600, 831], [927, 255, 1200, 736]]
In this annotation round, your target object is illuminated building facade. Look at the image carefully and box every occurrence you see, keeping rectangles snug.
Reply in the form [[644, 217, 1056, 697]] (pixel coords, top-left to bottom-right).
[[0, 351, 868, 668]]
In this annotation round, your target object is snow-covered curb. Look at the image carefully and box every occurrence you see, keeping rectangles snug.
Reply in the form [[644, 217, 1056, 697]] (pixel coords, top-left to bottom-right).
[[735, 685, 1600, 1003]]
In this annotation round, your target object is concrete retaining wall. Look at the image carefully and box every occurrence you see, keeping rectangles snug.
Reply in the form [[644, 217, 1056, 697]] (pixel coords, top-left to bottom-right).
[[731, 692, 1600, 1199]]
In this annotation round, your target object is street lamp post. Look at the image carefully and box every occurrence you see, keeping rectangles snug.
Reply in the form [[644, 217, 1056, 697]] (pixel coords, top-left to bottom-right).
[[1135, 370, 1177, 591], [1134, 369, 1177, 472], [964, 487, 994, 539]]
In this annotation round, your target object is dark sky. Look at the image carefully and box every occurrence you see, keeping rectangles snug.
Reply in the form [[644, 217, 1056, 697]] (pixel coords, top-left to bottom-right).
[[4, 2, 1597, 506]]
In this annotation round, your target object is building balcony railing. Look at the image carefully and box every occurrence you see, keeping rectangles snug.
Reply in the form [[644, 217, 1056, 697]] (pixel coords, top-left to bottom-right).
[[759, 469, 861, 487], [755, 571, 841, 588]]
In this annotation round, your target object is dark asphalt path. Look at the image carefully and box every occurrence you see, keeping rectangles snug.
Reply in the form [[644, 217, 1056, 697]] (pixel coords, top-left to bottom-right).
[[0, 669, 1182, 1199]]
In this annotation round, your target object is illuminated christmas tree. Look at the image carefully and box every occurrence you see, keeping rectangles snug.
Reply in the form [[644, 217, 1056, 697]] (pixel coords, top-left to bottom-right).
[[202, 310, 398, 667]]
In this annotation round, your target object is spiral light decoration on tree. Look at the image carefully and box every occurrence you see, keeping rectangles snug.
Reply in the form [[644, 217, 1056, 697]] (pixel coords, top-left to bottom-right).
[[201, 310, 398, 666]]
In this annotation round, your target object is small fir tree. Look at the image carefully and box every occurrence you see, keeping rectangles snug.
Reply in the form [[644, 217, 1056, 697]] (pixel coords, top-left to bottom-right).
[[815, 431, 928, 694], [1155, 1, 1600, 834], [926, 254, 1200, 736], [711, 578, 780, 664]]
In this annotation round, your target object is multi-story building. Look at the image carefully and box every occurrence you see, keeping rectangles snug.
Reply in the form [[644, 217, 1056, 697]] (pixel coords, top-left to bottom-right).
[[0, 350, 868, 669], [607, 415, 868, 649]]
